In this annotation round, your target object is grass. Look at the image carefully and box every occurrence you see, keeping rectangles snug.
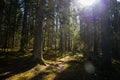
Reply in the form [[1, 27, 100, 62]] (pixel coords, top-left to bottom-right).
[[0, 50, 120, 80]]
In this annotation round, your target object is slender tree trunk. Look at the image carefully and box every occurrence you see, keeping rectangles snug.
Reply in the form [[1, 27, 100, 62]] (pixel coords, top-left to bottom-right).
[[47, 32, 50, 50], [12, 3, 18, 49], [68, 26, 71, 51], [55, 9, 58, 50], [43, 29, 46, 51], [55, 23, 57, 50], [93, 7, 98, 57], [59, 19, 63, 51], [0, 14, 2, 48], [19, 0, 29, 53]]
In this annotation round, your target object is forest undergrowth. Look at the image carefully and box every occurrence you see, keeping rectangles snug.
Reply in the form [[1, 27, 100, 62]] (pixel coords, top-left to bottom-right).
[[0, 50, 120, 80]]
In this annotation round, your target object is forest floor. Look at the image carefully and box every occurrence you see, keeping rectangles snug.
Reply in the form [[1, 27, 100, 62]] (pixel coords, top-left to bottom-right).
[[0, 50, 120, 80]]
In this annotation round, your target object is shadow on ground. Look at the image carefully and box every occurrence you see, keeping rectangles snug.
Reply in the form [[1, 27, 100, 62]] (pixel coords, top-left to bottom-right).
[[54, 60, 120, 80], [54, 60, 91, 80], [0, 51, 37, 80], [31, 72, 50, 80]]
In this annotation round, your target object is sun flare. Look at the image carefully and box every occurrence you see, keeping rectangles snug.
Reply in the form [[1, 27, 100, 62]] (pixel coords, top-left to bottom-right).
[[78, 0, 99, 7]]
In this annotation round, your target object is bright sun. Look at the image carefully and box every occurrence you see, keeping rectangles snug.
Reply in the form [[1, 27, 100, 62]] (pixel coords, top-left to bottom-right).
[[78, 0, 99, 7]]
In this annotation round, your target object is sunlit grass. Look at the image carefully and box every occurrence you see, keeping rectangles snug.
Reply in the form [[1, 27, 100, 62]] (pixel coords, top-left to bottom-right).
[[42, 73, 56, 80], [0, 72, 11, 76], [0, 48, 19, 52], [6, 64, 48, 80], [0, 50, 32, 59], [112, 59, 120, 64], [74, 53, 84, 57], [2, 51, 76, 80], [6, 57, 70, 80]]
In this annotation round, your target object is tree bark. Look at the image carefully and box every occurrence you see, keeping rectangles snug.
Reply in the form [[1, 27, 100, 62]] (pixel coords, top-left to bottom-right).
[[33, 0, 45, 64]]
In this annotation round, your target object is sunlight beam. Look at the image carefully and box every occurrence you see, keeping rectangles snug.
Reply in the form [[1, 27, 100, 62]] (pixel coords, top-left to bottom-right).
[[78, 0, 99, 7]]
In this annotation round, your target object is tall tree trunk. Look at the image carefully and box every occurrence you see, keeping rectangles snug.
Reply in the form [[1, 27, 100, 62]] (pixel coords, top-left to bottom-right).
[[12, 2, 18, 49], [55, 6, 58, 50], [101, 0, 112, 68], [0, 0, 5, 48], [3, 0, 13, 52], [112, 0, 120, 59], [93, 7, 98, 57], [33, 0, 45, 64], [59, 19, 63, 51], [19, 0, 29, 53], [68, 26, 71, 51]]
